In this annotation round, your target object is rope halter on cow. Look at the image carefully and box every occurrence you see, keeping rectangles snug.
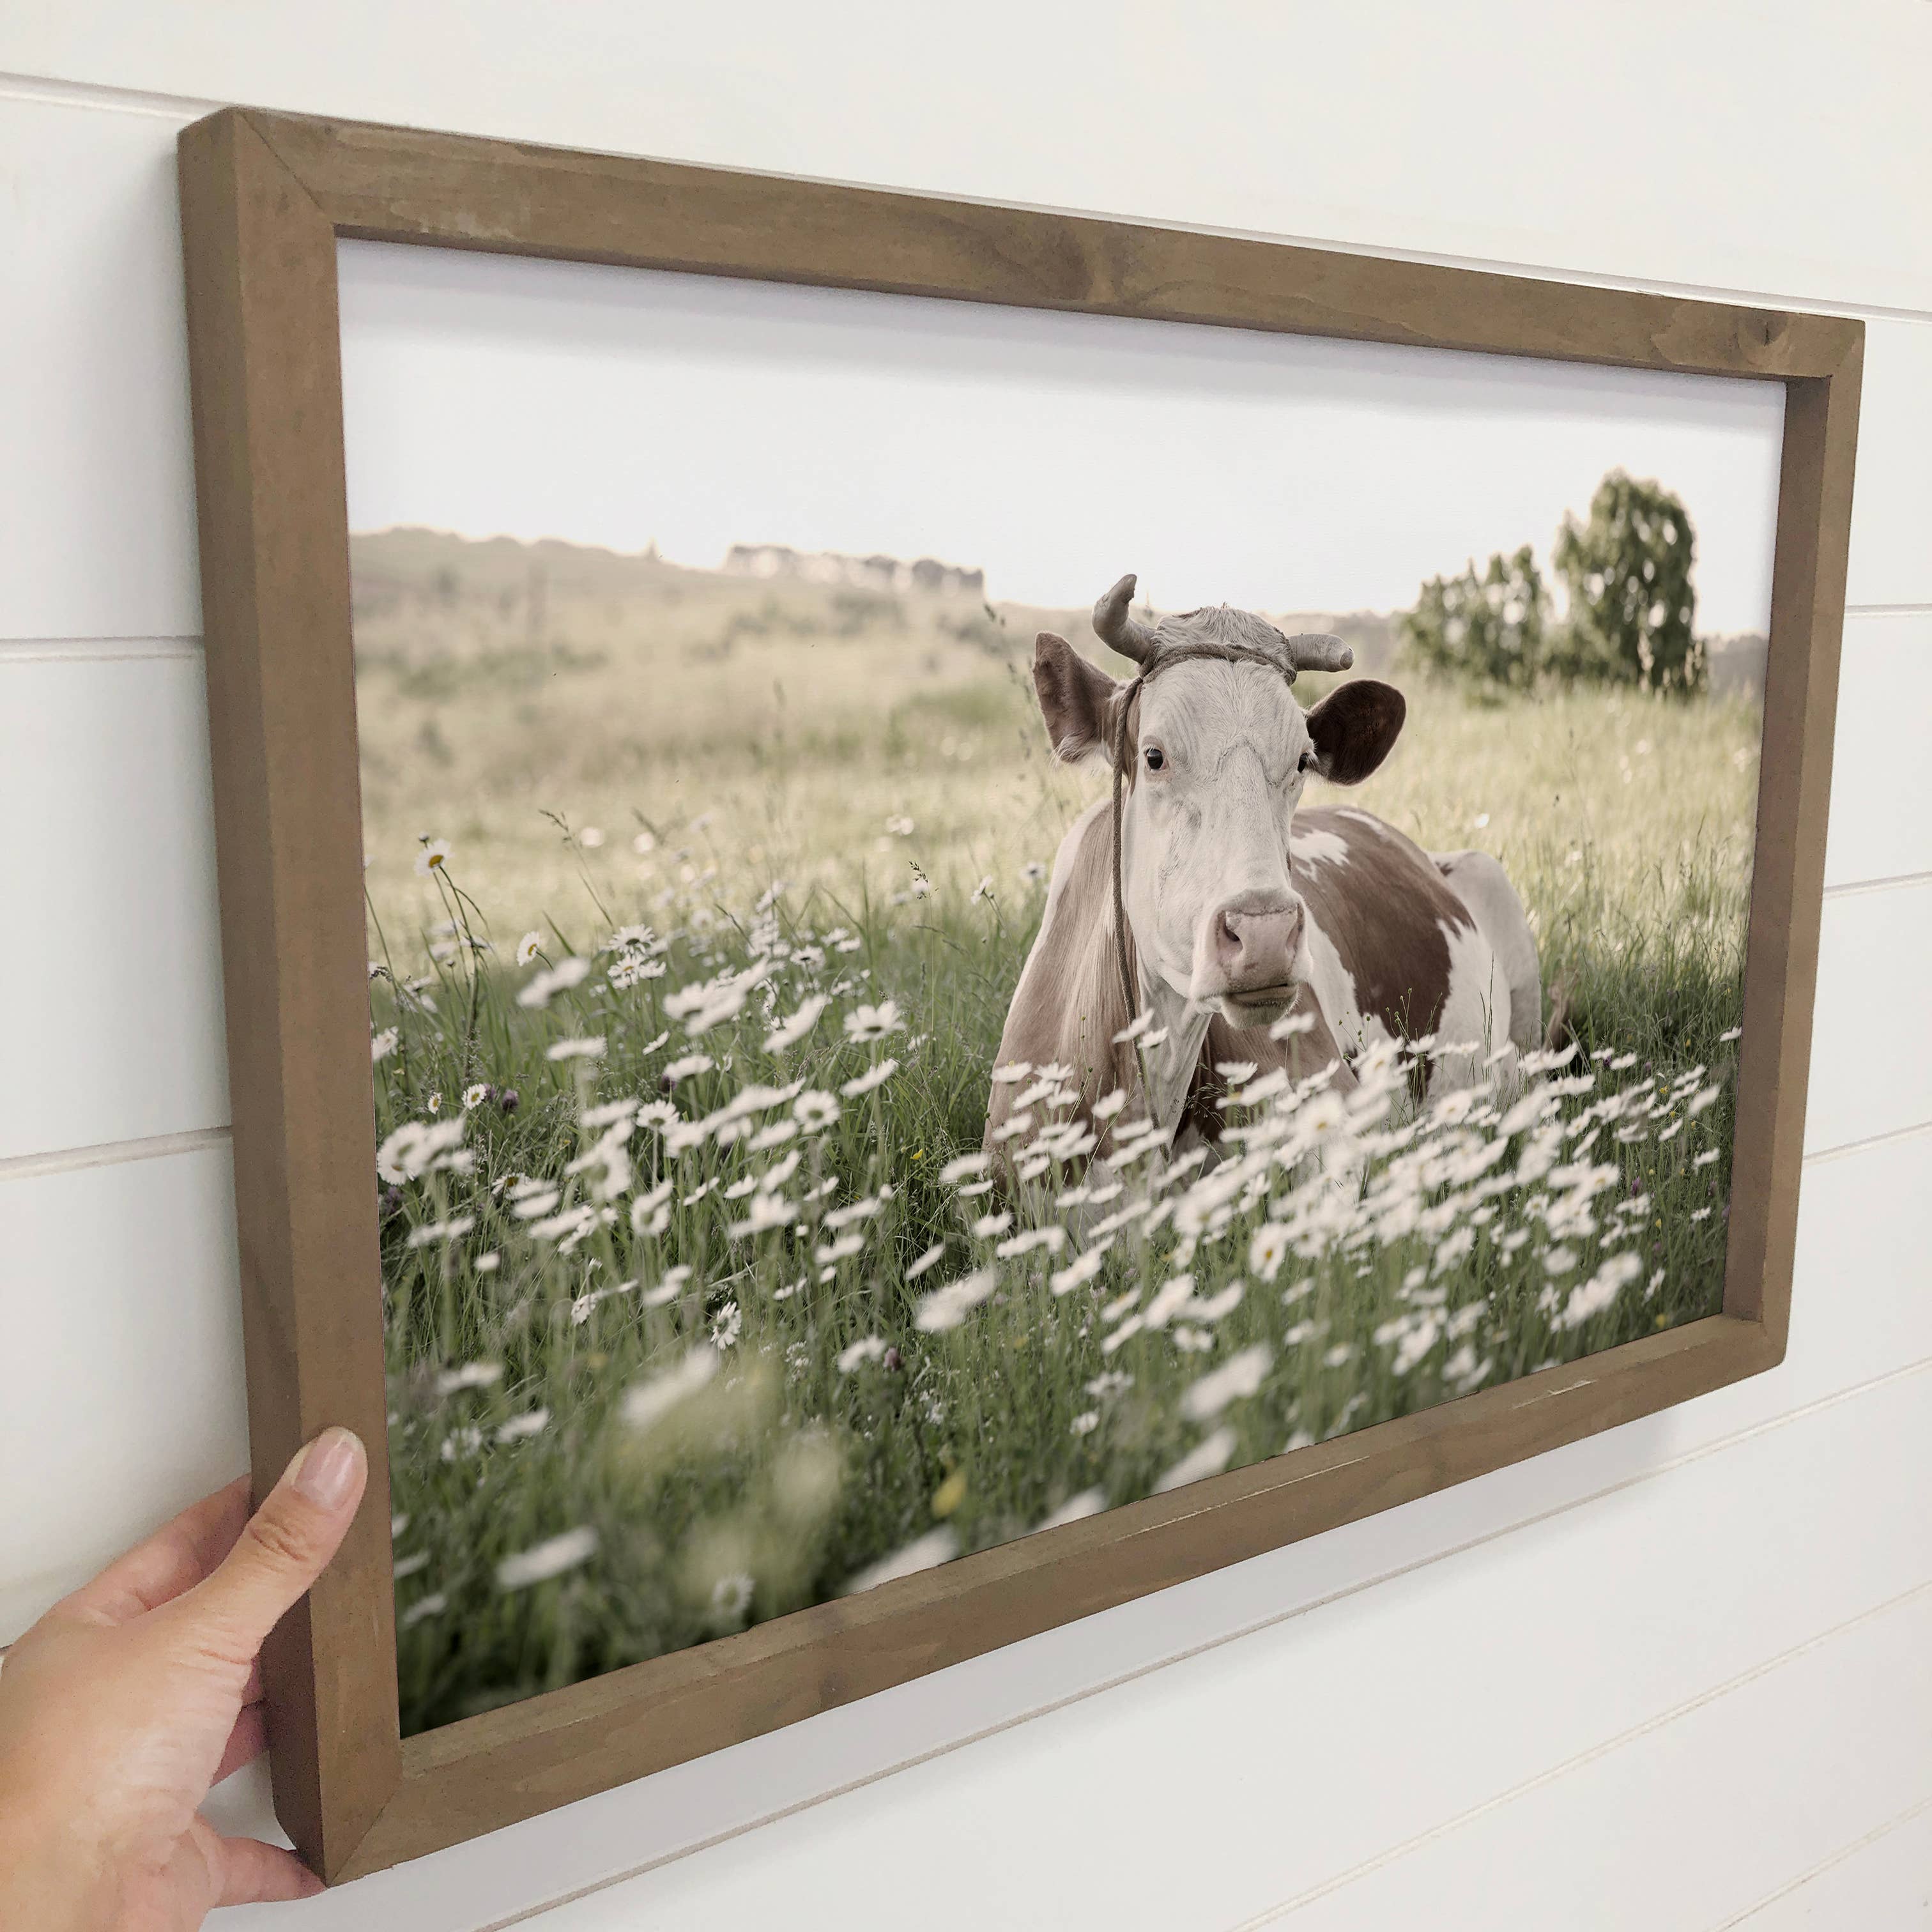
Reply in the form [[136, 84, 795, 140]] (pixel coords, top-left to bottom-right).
[[1091, 572, 1355, 1031]]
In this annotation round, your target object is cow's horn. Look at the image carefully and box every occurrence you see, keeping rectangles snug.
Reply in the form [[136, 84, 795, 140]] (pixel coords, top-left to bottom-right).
[[1282, 632, 1354, 675], [1092, 573, 1159, 664]]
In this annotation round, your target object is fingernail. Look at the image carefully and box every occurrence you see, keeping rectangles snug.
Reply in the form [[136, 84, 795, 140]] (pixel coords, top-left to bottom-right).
[[292, 1427, 364, 1510]]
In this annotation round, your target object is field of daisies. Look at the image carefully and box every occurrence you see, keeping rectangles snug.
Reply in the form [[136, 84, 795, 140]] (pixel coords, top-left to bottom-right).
[[372, 829, 1743, 1734]]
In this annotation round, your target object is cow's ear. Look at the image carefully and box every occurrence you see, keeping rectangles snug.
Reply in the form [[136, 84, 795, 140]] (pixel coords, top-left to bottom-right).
[[1034, 632, 1120, 766], [1305, 679, 1406, 785]]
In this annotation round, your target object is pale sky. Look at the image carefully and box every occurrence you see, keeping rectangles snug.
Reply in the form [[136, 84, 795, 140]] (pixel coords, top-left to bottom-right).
[[338, 239, 1785, 632]]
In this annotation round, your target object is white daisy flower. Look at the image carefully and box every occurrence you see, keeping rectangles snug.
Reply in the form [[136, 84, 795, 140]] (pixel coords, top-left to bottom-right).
[[841, 1526, 958, 1596], [837, 1335, 889, 1374], [764, 994, 829, 1054], [729, 1193, 799, 1238], [907, 1241, 947, 1280], [709, 1573, 755, 1624], [375, 1116, 468, 1184], [495, 1527, 599, 1591], [1048, 1245, 1109, 1296], [843, 1000, 903, 1044], [517, 956, 592, 1009], [1248, 1222, 1290, 1282], [433, 1360, 502, 1397], [620, 1347, 719, 1432], [914, 1266, 998, 1333], [995, 1226, 1066, 1259], [1153, 1428, 1237, 1494], [1556, 1251, 1644, 1330], [406, 1215, 475, 1249], [414, 836, 452, 877]]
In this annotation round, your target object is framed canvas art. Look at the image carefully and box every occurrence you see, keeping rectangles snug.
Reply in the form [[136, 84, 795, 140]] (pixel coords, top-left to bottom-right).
[[177, 106, 1860, 1882]]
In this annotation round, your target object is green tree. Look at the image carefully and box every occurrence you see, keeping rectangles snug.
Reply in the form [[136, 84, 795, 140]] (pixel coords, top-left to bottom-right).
[[1552, 470, 1701, 692], [1400, 544, 1548, 696]]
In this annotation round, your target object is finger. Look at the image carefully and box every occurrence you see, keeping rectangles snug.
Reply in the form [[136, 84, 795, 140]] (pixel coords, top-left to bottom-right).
[[168, 1429, 367, 1662], [211, 1700, 270, 1786], [210, 1832, 325, 1906], [57, 1477, 254, 1626]]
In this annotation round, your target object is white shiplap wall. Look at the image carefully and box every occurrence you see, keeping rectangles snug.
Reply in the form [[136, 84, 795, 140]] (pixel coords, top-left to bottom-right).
[[2, 8, 1928, 1926]]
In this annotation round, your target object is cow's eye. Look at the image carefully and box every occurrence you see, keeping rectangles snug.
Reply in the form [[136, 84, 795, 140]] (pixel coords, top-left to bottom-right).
[[1144, 746, 1166, 772]]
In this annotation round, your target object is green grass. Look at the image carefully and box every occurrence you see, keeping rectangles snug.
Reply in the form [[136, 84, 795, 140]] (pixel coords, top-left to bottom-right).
[[355, 534, 1754, 1734], [374, 843, 1741, 1735]]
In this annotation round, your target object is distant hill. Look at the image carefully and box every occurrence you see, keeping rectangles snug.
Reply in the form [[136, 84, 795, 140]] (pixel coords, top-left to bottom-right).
[[350, 528, 693, 620], [349, 527, 1399, 675], [724, 544, 985, 599]]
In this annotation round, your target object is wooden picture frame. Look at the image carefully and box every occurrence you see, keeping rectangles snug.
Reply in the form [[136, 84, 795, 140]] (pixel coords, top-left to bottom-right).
[[176, 105, 1860, 1883]]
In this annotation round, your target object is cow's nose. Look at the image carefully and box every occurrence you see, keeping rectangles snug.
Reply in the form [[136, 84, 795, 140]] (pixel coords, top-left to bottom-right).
[[1209, 893, 1305, 990]]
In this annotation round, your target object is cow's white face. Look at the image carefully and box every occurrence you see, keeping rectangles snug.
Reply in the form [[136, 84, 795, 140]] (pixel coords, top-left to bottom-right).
[[1126, 662, 1313, 1023], [1034, 631, 1406, 1027]]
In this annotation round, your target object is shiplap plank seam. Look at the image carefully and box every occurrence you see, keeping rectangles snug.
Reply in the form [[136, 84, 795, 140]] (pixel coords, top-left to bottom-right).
[[0, 68, 208, 121], [1821, 868, 1932, 901], [0, 638, 201, 663], [0, 1126, 231, 1182], [1709, 1792, 1932, 1931], [4, 69, 1932, 333], [1226, 1575, 1932, 1932], [1803, 1115, 1932, 1167]]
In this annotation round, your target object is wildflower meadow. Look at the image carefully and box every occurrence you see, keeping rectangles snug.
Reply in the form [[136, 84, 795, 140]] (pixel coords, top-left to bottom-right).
[[360, 533, 1755, 1733]]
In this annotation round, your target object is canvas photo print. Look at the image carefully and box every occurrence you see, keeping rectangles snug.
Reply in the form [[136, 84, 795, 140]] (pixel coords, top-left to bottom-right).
[[341, 242, 1781, 1733]]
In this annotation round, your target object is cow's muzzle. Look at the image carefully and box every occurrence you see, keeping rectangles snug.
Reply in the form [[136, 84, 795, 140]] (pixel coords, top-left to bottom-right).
[[1192, 889, 1308, 1020]]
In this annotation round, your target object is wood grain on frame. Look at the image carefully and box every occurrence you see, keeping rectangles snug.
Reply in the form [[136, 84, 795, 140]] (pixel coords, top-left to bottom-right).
[[174, 103, 1860, 1883], [178, 110, 402, 1871]]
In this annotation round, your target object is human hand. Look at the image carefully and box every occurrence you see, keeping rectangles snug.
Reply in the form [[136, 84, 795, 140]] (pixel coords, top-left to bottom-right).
[[0, 1429, 368, 1929]]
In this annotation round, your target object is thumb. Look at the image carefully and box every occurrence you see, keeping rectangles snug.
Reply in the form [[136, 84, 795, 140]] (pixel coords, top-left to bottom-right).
[[178, 1428, 368, 1660]]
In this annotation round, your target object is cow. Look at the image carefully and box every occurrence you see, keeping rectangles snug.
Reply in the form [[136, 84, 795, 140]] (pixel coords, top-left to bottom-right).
[[984, 574, 1541, 1169]]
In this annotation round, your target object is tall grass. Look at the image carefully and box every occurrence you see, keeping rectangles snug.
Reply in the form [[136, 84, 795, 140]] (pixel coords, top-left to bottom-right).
[[375, 833, 1742, 1733], [358, 552, 1756, 1732]]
